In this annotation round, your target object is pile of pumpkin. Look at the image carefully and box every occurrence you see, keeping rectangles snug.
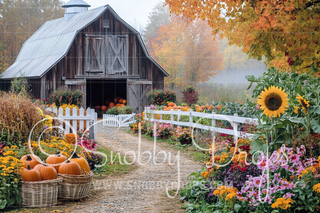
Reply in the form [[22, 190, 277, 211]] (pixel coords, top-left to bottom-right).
[[95, 97, 127, 112], [194, 104, 215, 111], [163, 102, 190, 111], [21, 150, 90, 182]]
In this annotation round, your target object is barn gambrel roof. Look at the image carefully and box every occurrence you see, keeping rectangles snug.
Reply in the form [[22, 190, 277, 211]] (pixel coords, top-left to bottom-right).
[[1, 5, 169, 79]]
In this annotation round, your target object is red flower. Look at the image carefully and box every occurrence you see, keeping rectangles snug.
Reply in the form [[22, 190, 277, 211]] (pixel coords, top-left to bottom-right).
[[240, 167, 246, 172]]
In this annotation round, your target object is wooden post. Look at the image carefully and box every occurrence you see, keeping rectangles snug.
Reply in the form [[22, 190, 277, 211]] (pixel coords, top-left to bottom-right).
[[189, 109, 193, 129], [234, 113, 239, 139], [170, 109, 173, 125]]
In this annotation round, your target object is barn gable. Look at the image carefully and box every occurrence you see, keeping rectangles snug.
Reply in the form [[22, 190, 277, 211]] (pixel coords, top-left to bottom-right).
[[0, 5, 169, 79]]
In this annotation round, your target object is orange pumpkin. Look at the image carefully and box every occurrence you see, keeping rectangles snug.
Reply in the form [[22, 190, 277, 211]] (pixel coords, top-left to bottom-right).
[[109, 102, 115, 108], [118, 98, 123, 104], [119, 104, 125, 107], [34, 162, 57, 180], [201, 106, 206, 110], [70, 151, 90, 173], [122, 99, 127, 104], [21, 165, 42, 182], [65, 133, 79, 144], [101, 105, 107, 111], [167, 102, 175, 107], [21, 155, 42, 169], [114, 97, 118, 103], [46, 150, 67, 172], [58, 160, 81, 175], [116, 103, 121, 107], [95, 105, 101, 111]]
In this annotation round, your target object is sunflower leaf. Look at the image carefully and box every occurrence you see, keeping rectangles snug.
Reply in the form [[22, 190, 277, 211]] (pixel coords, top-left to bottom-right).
[[309, 106, 320, 115], [311, 119, 320, 133]]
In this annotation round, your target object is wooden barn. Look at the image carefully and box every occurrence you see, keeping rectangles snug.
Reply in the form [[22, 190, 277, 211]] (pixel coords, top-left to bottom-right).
[[0, 0, 169, 113]]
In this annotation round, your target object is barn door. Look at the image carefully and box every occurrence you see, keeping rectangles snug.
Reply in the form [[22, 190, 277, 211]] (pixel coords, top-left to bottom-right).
[[85, 35, 105, 73], [106, 35, 128, 75], [127, 80, 152, 113]]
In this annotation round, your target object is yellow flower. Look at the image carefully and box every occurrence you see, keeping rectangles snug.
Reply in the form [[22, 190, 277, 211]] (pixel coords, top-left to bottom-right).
[[313, 183, 320, 193], [296, 94, 310, 113], [257, 85, 289, 118], [271, 198, 294, 210], [294, 106, 299, 114]]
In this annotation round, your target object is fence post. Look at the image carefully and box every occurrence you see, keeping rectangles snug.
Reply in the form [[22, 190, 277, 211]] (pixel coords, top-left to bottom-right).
[[177, 109, 181, 128], [170, 109, 173, 125], [89, 120, 94, 140], [72, 107, 77, 133], [189, 109, 193, 129], [144, 107, 147, 121], [233, 113, 239, 139]]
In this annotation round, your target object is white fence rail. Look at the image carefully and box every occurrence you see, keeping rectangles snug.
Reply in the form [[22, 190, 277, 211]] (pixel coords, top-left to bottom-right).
[[144, 107, 259, 138], [103, 114, 136, 127], [49, 107, 98, 140]]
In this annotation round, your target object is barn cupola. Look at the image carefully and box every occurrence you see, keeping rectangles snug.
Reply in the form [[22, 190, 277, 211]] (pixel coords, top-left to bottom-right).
[[62, 0, 91, 20]]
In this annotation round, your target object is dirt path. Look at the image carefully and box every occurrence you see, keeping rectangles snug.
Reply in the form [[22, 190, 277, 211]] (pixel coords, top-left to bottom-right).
[[66, 125, 202, 213]]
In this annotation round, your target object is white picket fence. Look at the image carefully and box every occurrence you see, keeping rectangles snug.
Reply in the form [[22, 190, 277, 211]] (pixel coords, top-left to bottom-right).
[[48, 107, 98, 140], [103, 113, 136, 127], [144, 107, 259, 138]]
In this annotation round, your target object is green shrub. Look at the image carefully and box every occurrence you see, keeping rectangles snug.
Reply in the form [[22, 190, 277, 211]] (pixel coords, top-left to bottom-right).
[[147, 89, 176, 106], [48, 87, 84, 107], [106, 106, 132, 115]]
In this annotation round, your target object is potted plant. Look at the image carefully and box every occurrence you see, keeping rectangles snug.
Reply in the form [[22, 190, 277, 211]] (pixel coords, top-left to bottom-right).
[[176, 127, 193, 145], [156, 123, 173, 139]]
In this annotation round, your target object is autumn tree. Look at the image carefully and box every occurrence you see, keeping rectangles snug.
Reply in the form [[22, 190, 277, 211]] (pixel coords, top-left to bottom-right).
[[165, 0, 320, 73], [150, 16, 223, 89], [151, 17, 186, 89], [143, 1, 170, 55], [0, 0, 64, 73]]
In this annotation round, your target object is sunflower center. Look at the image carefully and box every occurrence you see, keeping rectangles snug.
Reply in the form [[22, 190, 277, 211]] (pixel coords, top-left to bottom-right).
[[265, 93, 282, 111]]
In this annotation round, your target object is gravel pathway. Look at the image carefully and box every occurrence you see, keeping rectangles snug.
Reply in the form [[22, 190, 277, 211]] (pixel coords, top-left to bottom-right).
[[69, 124, 202, 213]]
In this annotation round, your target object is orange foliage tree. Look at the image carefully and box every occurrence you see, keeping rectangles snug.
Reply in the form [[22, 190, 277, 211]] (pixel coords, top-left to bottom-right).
[[165, 0, 320, 73], [150, 17, 223, 89]]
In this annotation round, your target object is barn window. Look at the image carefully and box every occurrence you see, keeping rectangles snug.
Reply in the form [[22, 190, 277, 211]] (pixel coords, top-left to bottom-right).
[[106, 35, 128, 75], [85, 35, 105, 73], [85, 35, 128, 75]]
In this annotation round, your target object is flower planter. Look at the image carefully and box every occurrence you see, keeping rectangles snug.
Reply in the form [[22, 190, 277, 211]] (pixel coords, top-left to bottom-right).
[[180, 139, 192, 145]]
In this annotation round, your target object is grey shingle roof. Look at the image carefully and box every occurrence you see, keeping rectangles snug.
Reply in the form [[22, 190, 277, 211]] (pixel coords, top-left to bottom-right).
[[1, 5, 169, 79]]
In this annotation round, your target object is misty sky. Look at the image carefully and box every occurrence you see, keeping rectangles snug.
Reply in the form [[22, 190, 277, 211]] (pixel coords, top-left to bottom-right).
[[83, 0, 164, 29]]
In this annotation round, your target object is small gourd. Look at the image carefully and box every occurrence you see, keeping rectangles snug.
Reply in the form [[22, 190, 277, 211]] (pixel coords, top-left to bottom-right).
[[70, 151, 90, 173], [46, 150, 67, 172], [58, 159, 81, 175], [21, 165, 42, 182], [34, 161, 57, 180], [21, 155, 42, 169]]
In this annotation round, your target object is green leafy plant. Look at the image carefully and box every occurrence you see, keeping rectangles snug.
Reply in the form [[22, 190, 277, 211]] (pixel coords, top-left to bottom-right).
[[106, 106, 133, 115], [48, 87, 84, 107], [147, 89, 176, 105]]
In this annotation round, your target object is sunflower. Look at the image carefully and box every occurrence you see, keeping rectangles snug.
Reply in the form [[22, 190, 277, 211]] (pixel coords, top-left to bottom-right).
[[294, 106, 299, 114], [296, 94, 310, 114], [257, 86, 289, 118]]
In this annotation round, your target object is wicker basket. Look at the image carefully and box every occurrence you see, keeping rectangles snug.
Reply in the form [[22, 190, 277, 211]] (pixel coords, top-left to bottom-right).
[[20, 178, 62, 208], [58, 172, 94, 199]]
